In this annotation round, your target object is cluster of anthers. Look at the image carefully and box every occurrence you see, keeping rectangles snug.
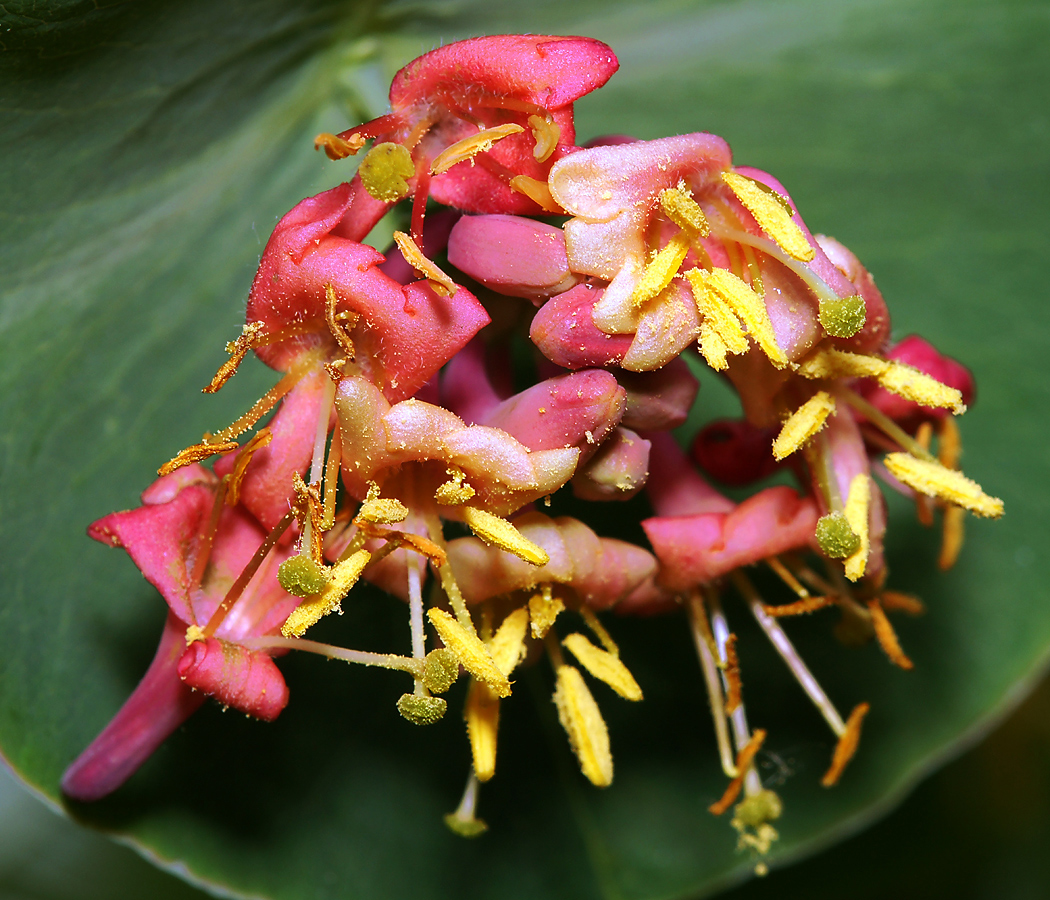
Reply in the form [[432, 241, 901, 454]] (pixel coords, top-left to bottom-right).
[[62, 35, 1002, 861]]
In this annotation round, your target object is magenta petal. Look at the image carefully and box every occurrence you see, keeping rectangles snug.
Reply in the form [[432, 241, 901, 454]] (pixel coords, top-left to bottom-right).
[[447, 215, 577, 301], [643, 487, 818, 590], [61, 613, 205, 801], [691, 418, 782, 487], [530, 283, 631, 369], [178, 639, 289, 722], [440, 337, 513, 425], [481, 369, 625, 452], [644, 432, 735, 518]]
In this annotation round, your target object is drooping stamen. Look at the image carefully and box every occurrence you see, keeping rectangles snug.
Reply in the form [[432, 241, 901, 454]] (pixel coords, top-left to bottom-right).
[[722, 634, 743, 715], [661, 185, 710, 237], [321, 425, 342, 531], [772, 391, 836, 461], [202, 508, 296, 638], [528, 585, 564, 639], [936, 417, 967, 570], [241, 635, 423, 676], [840, 388, 937, 463], [158, 438, 240, 477], [430, 123, 526, 175], [732, 573, 848, 739], [766, 556, 811, 599], [313, 131, 368, 160], [880, 591, 926, 615], [762, 596, 836, 617], [427, 608, 510, 697], [687, 592, 738, 778], [226, 428, 273, 506], [562, 633, 643, 701], [208, 354, 317, 446], [721, 171, 815, 262], [279, 548, 372, 637], [551, 659, 614, 788], [913, 421, 936, 525], [461, 507, 550, 566], [528, 114, 560, 162], [687, 267, 749, 371], [866, 598, 914, 670], [508, 175, 563, 212], [629, 235, 691, 308], [465, 678, 501, 782], [392, 231, 457, 296], [203, 322, 265, 394], [690, 268, 788, 368], [883, 453, 1003, 518], [324, 285, 357, 361], [709, 729, 767, 815], [444, 769, 488, 838], [357, 482, 410, 525], [842, 474, 871, 581], [821, 702, 870, 787], [434, 466, 475, 506], [189, 476, 229, 592]]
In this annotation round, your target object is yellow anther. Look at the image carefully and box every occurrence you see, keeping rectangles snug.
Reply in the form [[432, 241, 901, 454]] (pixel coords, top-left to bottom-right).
[[843, 473, 871, 581], [528, 585, 564, 639], [660, 185, 710, 236], [822, 702, 870, 787], [489, 608, 530, 676], [280, 549, 371, 637], [430, 123, 525, 175], [313, 131, 367, 160], [553, 664, 614, 787], [185, 625, 206, 646], [687, 268, 749, 372], [204, 321, 266, 394], [325, 284, 356, 360], [427, 608, 512, 697], [528, 114, 561, 163], [508, 175, 563, 213], [697, 323, 729, 371], [721, 170, 815, 262], [939, 505, 966, 571], [562, 633, 643, 701], [629, 234, 691, 308], [884, 453, 1003, 518], [465, 679, 501, 781], [878, 361, 966, 414], [226, 428, 272, 506], [797, 347, 885, 380], [392, 231, 458, 296], [462, 507, 550, 566], [690, 267, 788, 368], [358, 482, 409, 525], [358, 142, 415, 201], [434, 467, 476, 506], [772, 391, 836, 461]]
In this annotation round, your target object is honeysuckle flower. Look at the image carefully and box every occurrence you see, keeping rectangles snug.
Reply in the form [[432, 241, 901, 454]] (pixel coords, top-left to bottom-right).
[[62, 465, 299, 801], [315, 35, 619, 239]]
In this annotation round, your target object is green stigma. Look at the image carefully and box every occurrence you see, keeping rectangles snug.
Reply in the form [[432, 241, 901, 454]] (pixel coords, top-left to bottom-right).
[[815, 512, 862, 558], [359, 142, 415, 202], [396, 693, 447, 726], [818, 295, 866, 338], [277, 555, 329, 597], [422, 648, 460, 694], [443, 813, 489, 838]]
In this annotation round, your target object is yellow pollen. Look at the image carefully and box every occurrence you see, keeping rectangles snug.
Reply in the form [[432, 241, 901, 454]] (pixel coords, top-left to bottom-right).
[[883, 453, 1003, 518], [434, 466, 476, 505], [822, 702, 870, 787], [687, 268, 749, 371], [528, 585, 564, 639], [867, 598, 913, 670], [660, 185, 710, 236], [489, 607, 530, 676], [629, 234, 691, 308], [465, 679, 501, 782], [508, 175, 563, 213], [698, 323, 730, 371], [427, 608, 511, 697], [528, 114, 561, 163], [203, 321, 265, 394], [430, 123, 525, 175], [325, 285, 357, 360], [392, 231, 458, 297], [562, 633, 643, 701], [842, 473, 871, 581], [462, 507, 550, 566], [226, 428, 273, 506], [280, 549, 371, 638], [721, 170, 815, 262], [359, 142, 415, 202], [690, 267, 788, 368], [772, 391, 836, 461], [158, 438, 240, 477], [357, 482, 409, 525], [553, 664, 614, 787], [314, 131, 367, 160], [185, 624, 206, 645]]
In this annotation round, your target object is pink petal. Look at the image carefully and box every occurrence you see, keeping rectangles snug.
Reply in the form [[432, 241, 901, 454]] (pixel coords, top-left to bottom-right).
[[530, 283, 631, 369], [644, 432, 735, 518], [618, 359, 699, 432], [572, 427, 651, 502], [691, 418, 782, 487], [178, 638, 289, 722]]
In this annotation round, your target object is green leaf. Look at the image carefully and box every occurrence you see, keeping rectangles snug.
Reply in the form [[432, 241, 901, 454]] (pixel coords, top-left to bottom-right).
[[1, 1, 1047, 898]]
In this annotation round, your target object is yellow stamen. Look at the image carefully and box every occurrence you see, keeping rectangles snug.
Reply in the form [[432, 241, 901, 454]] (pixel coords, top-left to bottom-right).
[[938, 415, 962, 469], [427, 608, 511, 698], [528, 585, 564, 639], [462, 507, 549, 566], [721, 171, 815, 262], [939, 506, 966, 571], [430, 124, 525, 175], [314, 131, 366, 160], [465, 680, 501, 781], [687, 268, 749, 371], [867, 598, 913, 670], [629, 234, 691, 308], [158, 438, 240, 477], [772, 391, 836, 460], [434, 466, 476, 505], [553, 664, 613, 787], [392, 231, 457, 296], [660, 185, 710, 237], [762, 596, 836, 617], [223, 428, 271, 506], [508, 175, 563, 213], [821, 702, 870, 787], [358, 482, 409, 525], [528, 114, 561, 163], [359, 142, 415, 201], [579, 606, 620, 656], [562, 633, 643, 701], [883, 453, 1003, 518], [320, 425, 342, 531], [280, 549, 371, 638], [324, 285, 357, 360], [709, 729, 767, 815], [690, 267, 788, 368], [843, 473, 871, 582], [185, 625, 205, 645], [203, 322, 265, 394]]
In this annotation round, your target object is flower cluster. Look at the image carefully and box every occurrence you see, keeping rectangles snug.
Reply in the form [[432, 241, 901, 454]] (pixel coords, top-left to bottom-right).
[[63, 35, 1002, 859]]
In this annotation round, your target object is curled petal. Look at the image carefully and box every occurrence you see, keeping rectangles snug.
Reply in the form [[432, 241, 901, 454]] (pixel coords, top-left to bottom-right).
[[572, 427, 651, 502], [178, 638, 289, 721], [530, 283, 631, 369]]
